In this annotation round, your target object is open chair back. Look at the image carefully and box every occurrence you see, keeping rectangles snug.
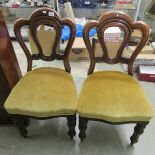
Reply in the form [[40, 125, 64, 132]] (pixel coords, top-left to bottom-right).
[[14, 8, 76, 73], [83, 11, 149, 75]]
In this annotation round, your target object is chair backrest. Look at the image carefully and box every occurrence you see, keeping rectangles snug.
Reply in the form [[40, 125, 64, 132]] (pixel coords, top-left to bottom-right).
[[14, 8, 76, 73], [83, 11, 149, 75]]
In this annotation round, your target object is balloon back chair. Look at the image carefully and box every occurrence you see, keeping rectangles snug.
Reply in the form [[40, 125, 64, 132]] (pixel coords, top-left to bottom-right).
[[77, 11, 153, 145], [4, 8, 77, 139]]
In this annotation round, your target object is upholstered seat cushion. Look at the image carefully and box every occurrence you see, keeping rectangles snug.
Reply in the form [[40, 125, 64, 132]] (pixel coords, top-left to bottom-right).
[[77, 71, 153, 123], [4, 67, 77, 117]]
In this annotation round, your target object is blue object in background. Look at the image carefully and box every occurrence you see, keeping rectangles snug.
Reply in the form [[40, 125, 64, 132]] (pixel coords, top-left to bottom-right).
[[61, 25, 71, 41], [61, 24, 96, 41]]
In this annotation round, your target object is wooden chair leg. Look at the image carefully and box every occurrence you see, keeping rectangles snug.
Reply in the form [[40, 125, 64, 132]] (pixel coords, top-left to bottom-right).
[[23, 117, 29, 127], [67, 114, 76, 139], [11, 115, 28, 138], [130, 122, 149, 145], [79, 116, 88, 141]]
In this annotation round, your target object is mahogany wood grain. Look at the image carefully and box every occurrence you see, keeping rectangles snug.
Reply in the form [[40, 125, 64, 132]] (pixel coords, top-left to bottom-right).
[[0, 12, 22, 124], [0, 12, 22, 88], [14, 7, 76, 73], [83, 11, 149, 75], [79, 11, 150, 145], [11, 8, 76, 139]]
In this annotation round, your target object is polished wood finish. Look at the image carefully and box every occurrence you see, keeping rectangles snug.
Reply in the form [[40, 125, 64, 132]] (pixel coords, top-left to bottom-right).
[[0, 64, 12, 124], [14, 7, 76, 73], [79, 116, 149, 144], [11, 8, 76, 139], [0, 12, 22, 88], [0, 12, 22, 124], [79, 11, 150, 145], [83, 11, 149, 76]]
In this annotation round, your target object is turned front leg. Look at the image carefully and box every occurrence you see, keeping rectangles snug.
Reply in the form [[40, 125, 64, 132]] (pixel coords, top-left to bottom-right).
[[130, 122, 149, 145], [79, 116, 88, 141], [11, 115, 28, 138], [67, 115, 76, 139]]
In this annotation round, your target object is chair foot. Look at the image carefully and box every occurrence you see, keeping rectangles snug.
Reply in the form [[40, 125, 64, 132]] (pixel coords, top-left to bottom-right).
[[67, 115, 76, 139], [130, 122, 149, 145], [11, 115, 28, 138], [79, 116, 88, 142]]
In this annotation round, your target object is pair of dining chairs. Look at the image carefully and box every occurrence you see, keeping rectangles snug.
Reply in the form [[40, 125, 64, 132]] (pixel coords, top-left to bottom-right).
[[4, 8, 153, 145]]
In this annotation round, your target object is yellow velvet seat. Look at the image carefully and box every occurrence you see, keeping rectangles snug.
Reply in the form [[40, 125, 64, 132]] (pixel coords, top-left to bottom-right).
[[78, 71, 153, 123], [5, 67, 78, 117]]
